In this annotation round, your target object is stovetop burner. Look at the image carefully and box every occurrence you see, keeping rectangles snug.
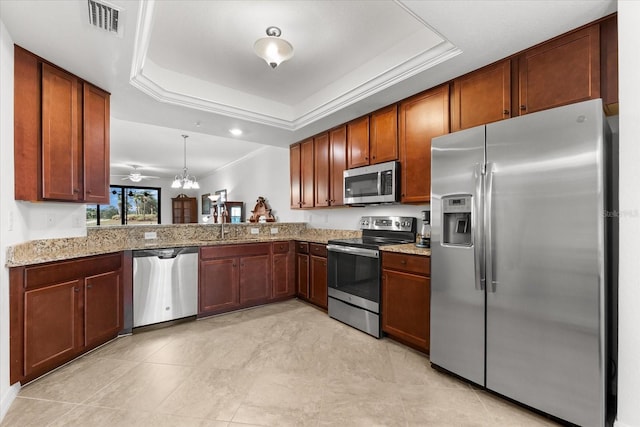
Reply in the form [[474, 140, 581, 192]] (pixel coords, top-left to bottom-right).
[[328, 216, 416, 249]]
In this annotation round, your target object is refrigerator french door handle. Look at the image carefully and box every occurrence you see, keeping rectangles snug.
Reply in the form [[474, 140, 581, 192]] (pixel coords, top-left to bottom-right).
[[485, 162, 497, 293], [474, 163, 485, 291]]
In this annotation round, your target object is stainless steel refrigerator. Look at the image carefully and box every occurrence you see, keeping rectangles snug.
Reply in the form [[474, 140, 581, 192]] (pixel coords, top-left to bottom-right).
[[430, 99, 617, 427]]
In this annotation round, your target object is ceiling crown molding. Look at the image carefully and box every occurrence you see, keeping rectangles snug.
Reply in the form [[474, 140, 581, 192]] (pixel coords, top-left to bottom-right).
[[129, 0, 461, 132]]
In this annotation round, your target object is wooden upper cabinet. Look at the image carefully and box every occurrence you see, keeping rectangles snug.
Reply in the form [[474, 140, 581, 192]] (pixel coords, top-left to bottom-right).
[[314, 132, 330, 207], [41, 63, 82, 201], [329, 125, 347, 206], [370, 104, 398, 164], [399, 84, 450, 204], [451, 60, 511, 131], [300, 138, 315, 208], [14, 46, 111, 203], [347, 115, 370, 169], [290, 138, 313, 209], [518, 24, 600, 115], [290, 143, 301, 208], [600, 14, 618, 115], [83, 84, 111, 204]]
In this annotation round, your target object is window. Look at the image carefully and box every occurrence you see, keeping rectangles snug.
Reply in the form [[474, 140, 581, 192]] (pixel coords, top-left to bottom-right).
[[86, 186, 161, 226]]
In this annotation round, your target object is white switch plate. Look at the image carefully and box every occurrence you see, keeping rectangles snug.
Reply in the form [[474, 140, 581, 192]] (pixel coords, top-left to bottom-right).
[[270, 227, 278, 234], [250, 228, 260, 235], [144, 231, 157, 239]]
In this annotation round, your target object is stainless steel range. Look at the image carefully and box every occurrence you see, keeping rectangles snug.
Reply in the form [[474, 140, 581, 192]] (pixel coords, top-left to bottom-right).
[[327, 216, 416, 337]]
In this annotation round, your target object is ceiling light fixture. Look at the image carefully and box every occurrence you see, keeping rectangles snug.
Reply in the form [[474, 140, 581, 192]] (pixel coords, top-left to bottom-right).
[[253, 26, 294, 69], [171, 134, 200, 190], [229, 128, 243, 136]]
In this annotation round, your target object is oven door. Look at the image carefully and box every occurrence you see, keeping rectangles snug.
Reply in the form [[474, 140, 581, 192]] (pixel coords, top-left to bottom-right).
[[327, 244, 380, 312]]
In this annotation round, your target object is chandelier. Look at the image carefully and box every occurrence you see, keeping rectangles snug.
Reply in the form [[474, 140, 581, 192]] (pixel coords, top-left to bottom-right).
[[253, 26, 294, 69], [171, 134, 200, 189]]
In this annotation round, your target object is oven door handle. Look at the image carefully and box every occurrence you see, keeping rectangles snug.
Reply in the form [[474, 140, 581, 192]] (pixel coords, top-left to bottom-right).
[[326, 244, 379, 258]]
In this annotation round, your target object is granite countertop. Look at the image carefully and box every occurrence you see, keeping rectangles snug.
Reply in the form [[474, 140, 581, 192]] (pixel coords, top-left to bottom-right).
[[381, 243, 431, 257], [6, 223, 429, 267]]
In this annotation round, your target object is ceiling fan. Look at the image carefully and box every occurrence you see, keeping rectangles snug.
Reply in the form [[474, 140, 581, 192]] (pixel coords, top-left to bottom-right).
[[113, 165, 160, 182]]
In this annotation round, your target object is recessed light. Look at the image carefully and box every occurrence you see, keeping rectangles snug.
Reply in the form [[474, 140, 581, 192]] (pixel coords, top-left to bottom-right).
[[229, 128, 243, 136]]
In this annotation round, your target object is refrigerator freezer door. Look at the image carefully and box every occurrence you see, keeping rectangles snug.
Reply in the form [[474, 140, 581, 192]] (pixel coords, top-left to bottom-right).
[[430, 125, 486, 385], [485, 99, 607, 427]]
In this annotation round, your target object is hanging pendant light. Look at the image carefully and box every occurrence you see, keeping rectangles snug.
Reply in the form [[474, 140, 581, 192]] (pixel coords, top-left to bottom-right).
[[171, 135, 200, 190], [253, 26, 294, 69]]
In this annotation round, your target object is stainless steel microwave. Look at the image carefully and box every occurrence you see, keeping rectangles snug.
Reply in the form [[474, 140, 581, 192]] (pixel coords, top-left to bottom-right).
[[343, 160, 399, 205]]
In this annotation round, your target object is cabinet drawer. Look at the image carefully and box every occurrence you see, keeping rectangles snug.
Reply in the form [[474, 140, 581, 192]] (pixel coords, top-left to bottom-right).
[[272, 241, 290, 254], [382, 252, 430, 276], [24, 253, 122, 289], [200, 243, 271, 260], [296, 242, 309, 254], [309, 243, 327, 258]]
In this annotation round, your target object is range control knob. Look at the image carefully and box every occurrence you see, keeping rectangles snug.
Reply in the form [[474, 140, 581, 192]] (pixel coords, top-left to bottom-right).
[[395, 221, 400, 227]]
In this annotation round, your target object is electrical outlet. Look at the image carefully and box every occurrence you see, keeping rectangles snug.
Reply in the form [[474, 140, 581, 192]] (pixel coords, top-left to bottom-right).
[[46, 213, 56, 226], [144, 231, 157, 239], [270, 227, 279, 234], [250, 228, 260, 235], [8, 210, 13, 231]]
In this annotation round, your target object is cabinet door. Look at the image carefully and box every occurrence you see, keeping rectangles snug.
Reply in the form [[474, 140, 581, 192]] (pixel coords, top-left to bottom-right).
[[41, 63, 82, 201], [314, 132, 330, 207], [382, 269, 430, 352], [370, 104, 398, 164], [272, 251, 295, 298], [199, 258, 239, 314], [310, 255, 327, 309], [296, 253, 310, 299], [290, 143, 302, 208], [329, 125, 347, 206], [399, 85, 450, 203], [518, 24, 600, 115], [239, 254, 272, 305], [452, 60, 511, 131], [84, 270, 122, 348], [24, 280, 83, 377], [300, 138, 315, 208], [83, 83, 110, 204], [347, 116, 370, 168]]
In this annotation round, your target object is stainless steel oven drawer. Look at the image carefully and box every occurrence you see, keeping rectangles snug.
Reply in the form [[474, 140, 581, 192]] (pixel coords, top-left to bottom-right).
[[328, 297, 380, 338]]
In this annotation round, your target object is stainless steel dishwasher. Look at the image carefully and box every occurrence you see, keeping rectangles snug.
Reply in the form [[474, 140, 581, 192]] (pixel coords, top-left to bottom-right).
[[133, 247, 198, 328]]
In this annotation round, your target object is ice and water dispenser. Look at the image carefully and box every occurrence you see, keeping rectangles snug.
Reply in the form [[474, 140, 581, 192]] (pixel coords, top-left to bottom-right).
[[442, 195, 472, 246]]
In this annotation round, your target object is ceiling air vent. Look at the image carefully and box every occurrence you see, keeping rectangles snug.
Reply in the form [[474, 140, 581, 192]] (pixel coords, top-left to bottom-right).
[[87, 0, 122, 37]]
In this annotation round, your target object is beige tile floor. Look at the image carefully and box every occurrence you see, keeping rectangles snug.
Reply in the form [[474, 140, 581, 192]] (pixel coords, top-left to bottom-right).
[[1, 299, 559, 427]]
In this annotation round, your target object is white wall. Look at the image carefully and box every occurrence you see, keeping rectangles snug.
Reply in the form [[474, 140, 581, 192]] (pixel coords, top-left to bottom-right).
[[614, 2, 640, 426], [0, 19, 21, 420], [197, 145, 428, 229]]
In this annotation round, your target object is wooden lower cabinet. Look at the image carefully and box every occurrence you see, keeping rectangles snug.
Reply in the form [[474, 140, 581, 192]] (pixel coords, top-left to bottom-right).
[[24, 280, 83, 378], [199, 242, 297, 317], [84, 270, 122, 348], [309, 243, 328, 309], [381, 252, 431, 353], [295, 241, 327, 309], [199, 257, 239, 314], [10, 253, 123, 385], [310, 255, 328, 309], [272, 241, 295, 299], [296, 242, 310, 299], [239, 254, 271, 305]]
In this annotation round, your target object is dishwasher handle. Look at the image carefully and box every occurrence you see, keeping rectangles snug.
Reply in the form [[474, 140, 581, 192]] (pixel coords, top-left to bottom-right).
[[133, 246, 198, 259]]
